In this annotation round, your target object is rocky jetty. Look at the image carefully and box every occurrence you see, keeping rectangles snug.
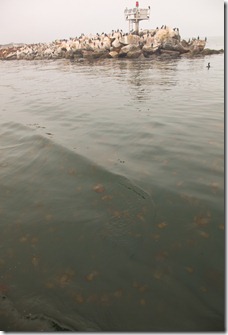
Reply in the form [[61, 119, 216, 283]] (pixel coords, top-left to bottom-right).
[[0, 27, 223, 61]]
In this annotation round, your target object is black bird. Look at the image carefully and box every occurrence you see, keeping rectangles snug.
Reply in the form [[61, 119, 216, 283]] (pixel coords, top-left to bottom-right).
[[197, 36, 199, 40], [205, 37, 207, 42], [206, 62, 210, 69]]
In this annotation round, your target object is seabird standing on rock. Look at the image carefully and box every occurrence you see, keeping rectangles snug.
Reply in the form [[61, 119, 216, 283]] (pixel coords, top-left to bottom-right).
[[206, 62, 210, 69], [205, 37, 207, 42]]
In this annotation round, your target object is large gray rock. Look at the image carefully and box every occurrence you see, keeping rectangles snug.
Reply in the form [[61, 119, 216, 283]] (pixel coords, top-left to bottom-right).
[[65, 50, 75, 59], [81, 50, 93, 59], [112, 38, 122, 48], [73, 49, 83, 59], [5, 52, 17, 60], [92, 49, 109, 59], [201, 48, 224, 55], [189, 39, 206, 53], [82, 49, 109, 59], [126, 49, 142, 58], [24, 54, 36, 60], [119, 44, 140, 57], [160, 49, 180, 57], [119, 34, 140, 45], [142, 44, 160, 56], [180, 39, 190, 48], [43, 48, 53, 56], [83, 44, 94, 51], [109, 51, 119, 58], [162, 38, 189, 53]]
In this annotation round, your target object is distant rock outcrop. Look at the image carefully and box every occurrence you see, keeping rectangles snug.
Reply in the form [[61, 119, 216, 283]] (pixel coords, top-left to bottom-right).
[[0, 27, 224, 61]]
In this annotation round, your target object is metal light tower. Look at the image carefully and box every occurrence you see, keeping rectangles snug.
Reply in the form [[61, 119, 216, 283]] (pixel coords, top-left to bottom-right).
[[124, 2, 150, 35]]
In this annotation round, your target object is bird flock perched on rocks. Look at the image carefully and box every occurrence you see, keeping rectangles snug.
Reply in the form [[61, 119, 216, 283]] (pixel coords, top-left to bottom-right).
[[0, 25, 222, 61]]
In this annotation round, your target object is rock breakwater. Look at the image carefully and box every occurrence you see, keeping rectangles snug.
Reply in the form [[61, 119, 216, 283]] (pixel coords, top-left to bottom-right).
[[0, 27, 223, 61]]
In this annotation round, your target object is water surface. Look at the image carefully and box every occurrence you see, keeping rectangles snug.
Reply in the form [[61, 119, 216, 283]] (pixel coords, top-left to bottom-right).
[[0, 36, 224, 331]]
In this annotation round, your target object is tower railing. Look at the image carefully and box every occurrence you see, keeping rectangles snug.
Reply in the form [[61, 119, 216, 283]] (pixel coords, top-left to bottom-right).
[[124, 3, 150, 34]]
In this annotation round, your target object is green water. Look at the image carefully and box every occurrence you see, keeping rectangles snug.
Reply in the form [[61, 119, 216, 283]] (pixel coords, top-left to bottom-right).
[[0, 38, 224, 331]]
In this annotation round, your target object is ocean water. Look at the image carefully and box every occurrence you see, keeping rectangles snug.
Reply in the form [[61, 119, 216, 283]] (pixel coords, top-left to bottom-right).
[[0, 37, 224, 331]]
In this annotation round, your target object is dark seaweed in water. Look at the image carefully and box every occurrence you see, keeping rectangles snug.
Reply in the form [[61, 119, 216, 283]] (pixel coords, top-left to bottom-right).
[[0, 294, 74, 331], [0, 122, 156, 331], [0, 121, 224, 331]]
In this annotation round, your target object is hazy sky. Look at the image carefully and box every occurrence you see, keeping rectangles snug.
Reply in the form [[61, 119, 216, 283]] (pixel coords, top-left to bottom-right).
[[0, 0, 224, 44]]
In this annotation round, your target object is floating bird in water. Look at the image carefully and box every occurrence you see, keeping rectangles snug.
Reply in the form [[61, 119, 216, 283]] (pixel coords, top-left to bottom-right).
[[206, 62, 210, 69]]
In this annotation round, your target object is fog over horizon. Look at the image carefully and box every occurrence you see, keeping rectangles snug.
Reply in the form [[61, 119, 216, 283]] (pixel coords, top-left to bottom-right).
[[0, 0, 224, 45]]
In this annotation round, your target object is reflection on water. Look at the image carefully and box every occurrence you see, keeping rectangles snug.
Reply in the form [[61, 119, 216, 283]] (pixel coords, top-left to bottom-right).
[[0, 38, 224, 331]]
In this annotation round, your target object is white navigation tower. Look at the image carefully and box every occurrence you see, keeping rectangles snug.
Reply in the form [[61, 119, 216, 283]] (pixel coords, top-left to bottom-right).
[[124, 2, 150, 35]]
